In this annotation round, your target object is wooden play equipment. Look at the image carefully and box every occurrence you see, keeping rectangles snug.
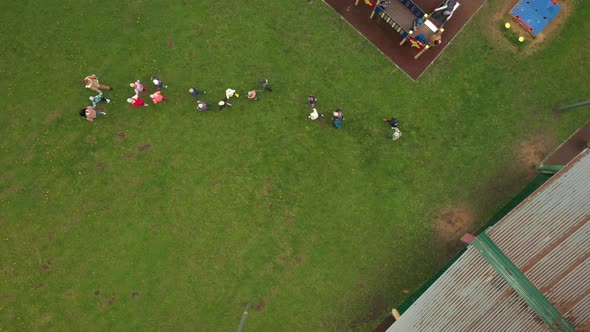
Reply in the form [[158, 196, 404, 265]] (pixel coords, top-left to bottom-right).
[[355, 0, 460, 59]]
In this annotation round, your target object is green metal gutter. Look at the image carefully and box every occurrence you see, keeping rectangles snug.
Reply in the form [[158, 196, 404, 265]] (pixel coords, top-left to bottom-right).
[[471, 233, 575, 332], [536, 165, 564, 173]]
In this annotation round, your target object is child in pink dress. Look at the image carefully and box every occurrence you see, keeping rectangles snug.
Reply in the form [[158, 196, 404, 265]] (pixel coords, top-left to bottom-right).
[[150, 91, 168, 104], [130, 80, 147, 95]]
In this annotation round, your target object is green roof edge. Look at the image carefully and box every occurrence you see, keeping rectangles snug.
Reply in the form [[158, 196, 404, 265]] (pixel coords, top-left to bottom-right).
[[473, 233, 575, 332]]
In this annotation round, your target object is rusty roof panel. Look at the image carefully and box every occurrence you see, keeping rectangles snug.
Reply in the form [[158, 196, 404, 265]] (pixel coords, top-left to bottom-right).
[[387, 149, 590, 332], [388, 247, 553, 332], [469, 291, 550, 331]]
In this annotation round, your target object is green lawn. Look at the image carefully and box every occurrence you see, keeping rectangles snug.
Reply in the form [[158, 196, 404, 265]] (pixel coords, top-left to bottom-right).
[[0, 0, 588, 330]]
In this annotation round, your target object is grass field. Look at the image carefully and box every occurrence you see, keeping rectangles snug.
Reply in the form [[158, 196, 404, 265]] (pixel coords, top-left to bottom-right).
[[0, 0, 589, 330]]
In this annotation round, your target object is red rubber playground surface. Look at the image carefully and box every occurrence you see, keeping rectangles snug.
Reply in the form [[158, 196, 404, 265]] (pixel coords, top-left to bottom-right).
[[323, 0, 488, 80]]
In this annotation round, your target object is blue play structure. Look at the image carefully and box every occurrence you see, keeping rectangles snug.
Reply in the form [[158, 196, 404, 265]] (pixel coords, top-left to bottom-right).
[[511, 0, 561, 36]]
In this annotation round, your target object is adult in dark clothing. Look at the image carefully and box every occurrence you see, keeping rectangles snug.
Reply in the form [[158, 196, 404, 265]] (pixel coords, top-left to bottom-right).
[[383, 117, 399, 129]]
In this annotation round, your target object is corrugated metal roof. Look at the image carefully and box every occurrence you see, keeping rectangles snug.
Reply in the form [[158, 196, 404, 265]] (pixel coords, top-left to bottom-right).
[[388, 149, 590, 332]]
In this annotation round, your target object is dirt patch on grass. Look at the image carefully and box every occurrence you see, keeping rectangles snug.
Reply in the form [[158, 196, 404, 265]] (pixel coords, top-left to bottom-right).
[[517, 134, 557, 170], [138, 144, 152, 152], [487, 0, 575, 54], [95, 163, 108, 171], [4, 309, 14, 321], [2, 266, 14, 274], [65, 309, 83, 322], [100, 294, 117, 308], [518, 140, 548, 168], [285, 212, 296, 225], [84, 202, 94, 212], [126, 153, 136, 159], [0, 171, 15, 185], [530, 106, 542, 117], [34, 282, 45, 290], [117, 132, 127, 140], [255, 299, 266, 311], [260, 178, 273, 195], [4, 184, 20, 194], [131, 291, 140, 299], [34, 313, 52, 326], [64, 291, 78, 299], [434, 206, 475, 256], [94, 290, 100, 296], [167, 39, 174, 48], [551, 103, 563, 117], [40, 261, 52, 270], [211, 174, 224, 191], [148, 223, 158, 235], [46, 111, 62, 122], [294, 256, 302, 265], [86, 135, 96, 144]]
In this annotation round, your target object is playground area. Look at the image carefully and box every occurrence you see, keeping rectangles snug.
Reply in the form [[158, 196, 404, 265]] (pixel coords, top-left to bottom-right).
[[324, 0, 488, 79]]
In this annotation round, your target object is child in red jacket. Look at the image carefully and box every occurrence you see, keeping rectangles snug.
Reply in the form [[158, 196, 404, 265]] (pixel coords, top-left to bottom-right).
[[127, 96, 149, 107]]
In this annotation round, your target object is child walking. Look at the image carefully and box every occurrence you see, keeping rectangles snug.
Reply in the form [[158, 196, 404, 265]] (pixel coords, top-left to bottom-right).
[[127, 96, 149, 107], [89, 91, 111, 108], [82, 74, 112, 93], [149, 91, 168, 104], [218, 100, 232, 110], [197, 102, 209, 112], [130, 80, 147, 95], [79, 106, 106, 122], [151, 76, 168, 90], [259, 78, 272, 92], [247, 90, 258, 101], [307, 95, 317, 108], [189, 87, 206, 100]]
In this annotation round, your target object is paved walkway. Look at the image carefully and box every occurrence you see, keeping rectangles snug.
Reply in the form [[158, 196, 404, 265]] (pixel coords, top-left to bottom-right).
[[544, 121, 590, 165]]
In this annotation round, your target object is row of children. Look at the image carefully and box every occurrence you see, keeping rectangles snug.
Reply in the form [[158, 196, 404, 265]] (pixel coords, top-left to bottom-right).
[[195, 79, 274, 112], [127, 77, 169, 107], [80, 74, 112, 121], [79, 75, 400, 139], [79, 75, 274, 121], [127, 78, 274, 112]]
